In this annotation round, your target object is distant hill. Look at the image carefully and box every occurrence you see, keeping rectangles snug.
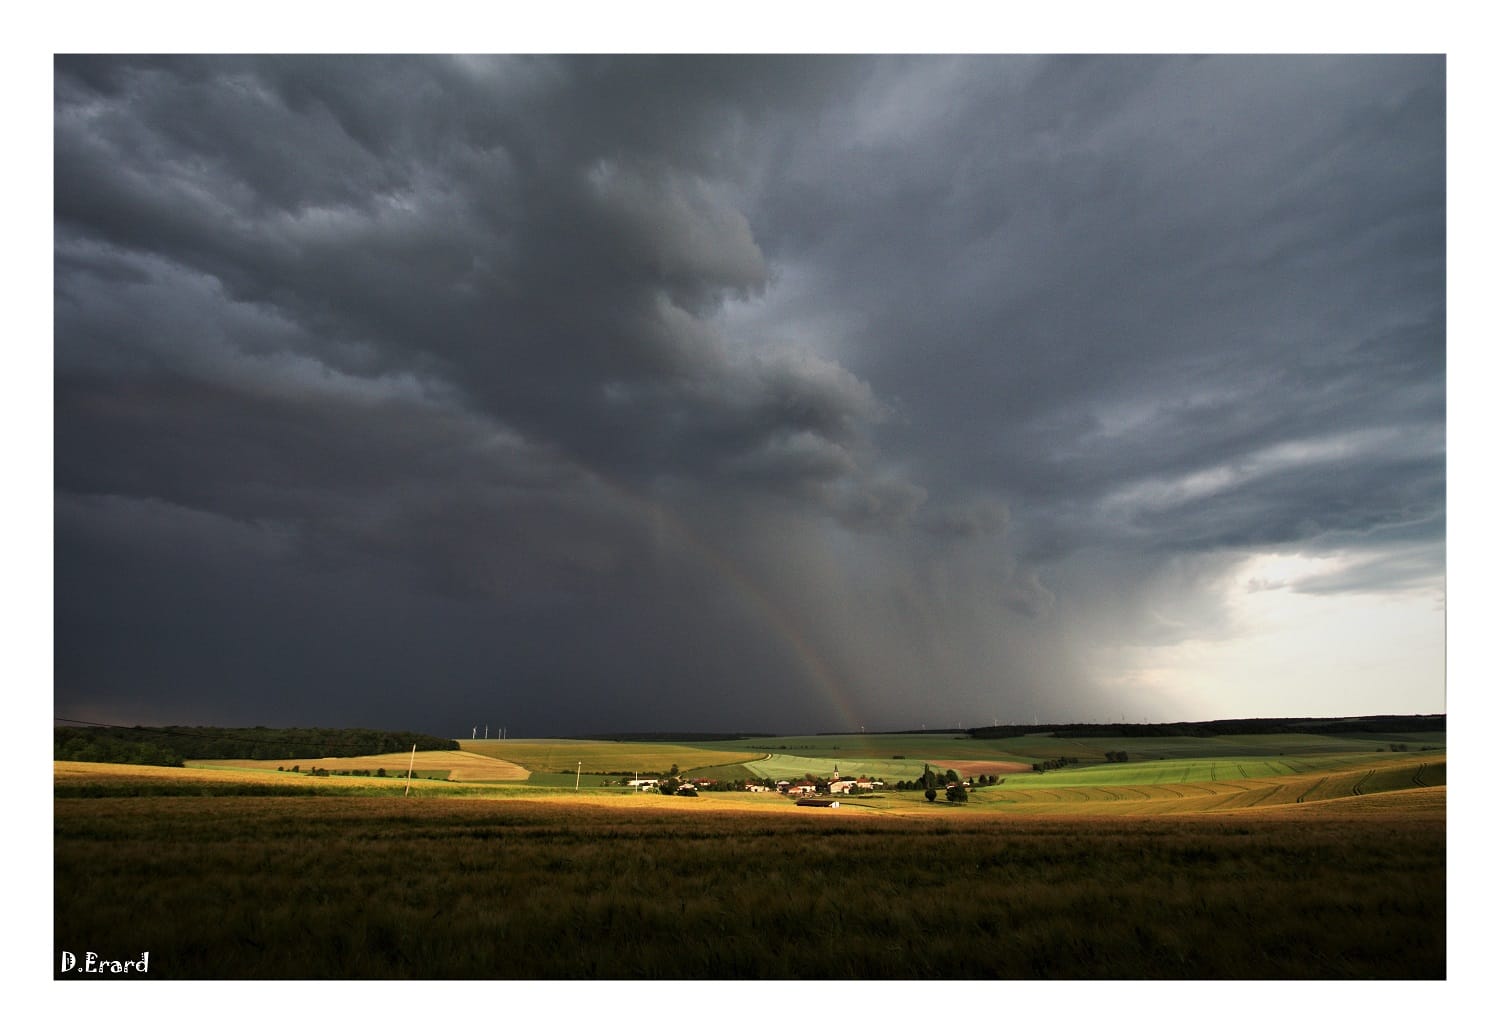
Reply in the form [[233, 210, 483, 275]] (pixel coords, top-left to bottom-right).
[[969, 715, 1446, 739], [570, 731, 777, 742], [55, 725, 460, 765]]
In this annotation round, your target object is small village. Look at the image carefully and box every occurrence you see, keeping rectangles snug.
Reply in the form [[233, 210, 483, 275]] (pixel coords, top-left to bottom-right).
[[625, 765, 888, 797], [625, 763, 996, 800]]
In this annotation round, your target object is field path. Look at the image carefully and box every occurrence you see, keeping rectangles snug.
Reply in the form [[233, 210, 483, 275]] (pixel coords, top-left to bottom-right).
[[1296, 776, 1326, 804]]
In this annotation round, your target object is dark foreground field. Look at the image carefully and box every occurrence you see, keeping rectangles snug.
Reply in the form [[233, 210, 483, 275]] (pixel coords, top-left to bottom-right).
[[55, 794, 1444, 979]]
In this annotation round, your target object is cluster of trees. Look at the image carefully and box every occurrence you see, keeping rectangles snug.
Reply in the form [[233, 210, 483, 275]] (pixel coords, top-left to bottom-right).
[[1031, 756, 1081, 773], [892, 770, 1002, 791], [919, 784, 971, 803], [894, 765, 960, 792], [54, 728, 184, 766], [1104, 750, 1130, 763], [277, 766, 390, 777], [55, 725, 459, 764]]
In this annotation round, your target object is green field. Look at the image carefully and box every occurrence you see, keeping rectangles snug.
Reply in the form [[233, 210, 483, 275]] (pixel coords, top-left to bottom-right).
[[464, 730, 1445, 774], [1000, 752, 1399, 787], [178, 731, 1446, 791], [691, 732, 1040, 763], [458, 738, 765, 775], [743, 752, 935, 783]]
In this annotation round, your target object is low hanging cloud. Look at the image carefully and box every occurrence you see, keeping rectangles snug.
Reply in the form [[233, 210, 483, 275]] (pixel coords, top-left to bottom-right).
[[55, 55, 1445, 733]]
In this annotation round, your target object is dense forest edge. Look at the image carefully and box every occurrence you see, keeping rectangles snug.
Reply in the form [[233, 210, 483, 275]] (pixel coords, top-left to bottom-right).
[[573, 731, 777, 742], [968, 714, 1446, 738], [54, 725, 460, 766]]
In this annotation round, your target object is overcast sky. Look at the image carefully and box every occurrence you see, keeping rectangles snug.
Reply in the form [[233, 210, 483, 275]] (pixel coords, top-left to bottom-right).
[[53, 55, 1445, 736]]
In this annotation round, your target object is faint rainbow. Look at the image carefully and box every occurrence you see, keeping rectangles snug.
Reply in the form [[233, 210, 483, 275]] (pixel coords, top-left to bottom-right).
[[572, 464, 862, 732]]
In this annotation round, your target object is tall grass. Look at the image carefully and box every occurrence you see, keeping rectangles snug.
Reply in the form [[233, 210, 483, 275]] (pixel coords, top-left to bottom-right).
[[55, 795, 1443, 979]]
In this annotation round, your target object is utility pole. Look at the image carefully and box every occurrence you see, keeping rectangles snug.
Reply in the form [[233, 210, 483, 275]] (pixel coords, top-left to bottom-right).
[[404, 744, 416, 797], [575, 761, 582, 791]]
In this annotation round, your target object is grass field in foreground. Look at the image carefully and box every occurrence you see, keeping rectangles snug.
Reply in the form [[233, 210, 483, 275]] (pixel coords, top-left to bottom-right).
[[54, 793, 1444, 979]]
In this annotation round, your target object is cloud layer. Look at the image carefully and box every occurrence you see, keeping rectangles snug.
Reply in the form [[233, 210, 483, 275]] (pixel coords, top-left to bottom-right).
[[55, 56, 1445, 733]]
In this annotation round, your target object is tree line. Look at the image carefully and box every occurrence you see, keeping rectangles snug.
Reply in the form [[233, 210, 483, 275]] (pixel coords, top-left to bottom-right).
[[54, 728, 185, 766], [55, 725, 460, 765], [970, 714, 1444, 739]]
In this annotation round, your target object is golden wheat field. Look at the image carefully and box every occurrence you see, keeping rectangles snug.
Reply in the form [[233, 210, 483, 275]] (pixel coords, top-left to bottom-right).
[[54, 787, 1445, 979], [187, 749, 530, 782], [54, 736, 1446, 979]]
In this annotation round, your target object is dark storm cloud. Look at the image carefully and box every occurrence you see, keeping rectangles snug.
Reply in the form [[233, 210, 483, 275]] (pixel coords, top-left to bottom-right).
[[54, 55, 1444, 732], [743, 57, 1444, 551]]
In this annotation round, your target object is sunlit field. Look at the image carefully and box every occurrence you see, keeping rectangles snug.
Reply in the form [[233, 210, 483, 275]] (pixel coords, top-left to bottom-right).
[[456, 730, 1444, 784], [187, 750, 530, 782], [55, 730, 1445, 979], [457, 738, 765, 774], [55, 788, 1443, 979]]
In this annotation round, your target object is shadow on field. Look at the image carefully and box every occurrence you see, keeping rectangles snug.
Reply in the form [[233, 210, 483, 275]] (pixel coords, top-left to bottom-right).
[[55, 795, 1445, 979]]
